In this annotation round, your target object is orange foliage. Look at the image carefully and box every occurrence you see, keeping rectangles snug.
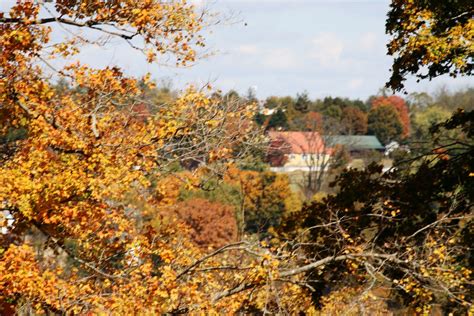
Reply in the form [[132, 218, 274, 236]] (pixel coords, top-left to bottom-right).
[[320, 287, 389, 315], [225, 166, 291, 233], [304, 111, 323, 131], [0, 1, 281, 313], [371, 96, 411, 137], [341, 106, 368, 135], [171, 199, 238, 249]]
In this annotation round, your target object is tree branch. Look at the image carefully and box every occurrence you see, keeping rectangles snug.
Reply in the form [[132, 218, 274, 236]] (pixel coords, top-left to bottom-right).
[[279, 252, 399, 278], [32, 221, 124, 280], [176, 241, 247, 279], [0, 17, 137, 40], [212, 282, 254, 303]]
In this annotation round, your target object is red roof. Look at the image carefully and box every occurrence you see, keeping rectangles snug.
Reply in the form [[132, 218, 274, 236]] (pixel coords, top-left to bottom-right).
[[268, 131, 329, 154]]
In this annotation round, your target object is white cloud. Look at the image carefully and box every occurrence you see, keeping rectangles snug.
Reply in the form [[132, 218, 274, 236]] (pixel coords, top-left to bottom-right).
[[310, 32, 344, 67], [237, 44, 260, 55], [359, 32, 377, 51], [348, 78, 364, 90], [262, 48, 299, 70]]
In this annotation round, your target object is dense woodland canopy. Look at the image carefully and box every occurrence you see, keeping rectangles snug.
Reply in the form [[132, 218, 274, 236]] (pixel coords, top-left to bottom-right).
[[255, 87, 474, 145], [0, 0, 472, 314]]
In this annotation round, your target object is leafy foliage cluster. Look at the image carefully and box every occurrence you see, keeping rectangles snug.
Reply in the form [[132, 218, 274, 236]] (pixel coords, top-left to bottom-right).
[[386, 0, 473, 90], [278, 109, 473, 313]]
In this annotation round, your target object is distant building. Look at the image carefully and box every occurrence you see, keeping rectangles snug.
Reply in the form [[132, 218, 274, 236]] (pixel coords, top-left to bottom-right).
[[324, 135, 385, 156], [267, 132, 384, 172], [267, 131, 332, 172]]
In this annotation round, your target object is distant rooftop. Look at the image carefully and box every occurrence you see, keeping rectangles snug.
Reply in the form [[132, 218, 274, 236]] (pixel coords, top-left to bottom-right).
[[324, 135, 384, 150], [268, 131, 328, 154], [268, 132, 384, 154]]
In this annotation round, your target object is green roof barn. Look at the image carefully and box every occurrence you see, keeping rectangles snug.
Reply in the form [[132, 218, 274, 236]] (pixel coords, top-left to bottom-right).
[[324, 135, 385, 151]]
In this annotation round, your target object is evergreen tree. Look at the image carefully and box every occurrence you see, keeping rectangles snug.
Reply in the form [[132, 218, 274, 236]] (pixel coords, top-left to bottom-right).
[[295, 92, 311, 113], [268, 109, 289, 130]]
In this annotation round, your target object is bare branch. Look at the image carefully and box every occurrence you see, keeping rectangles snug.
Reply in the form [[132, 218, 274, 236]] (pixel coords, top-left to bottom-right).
[[176, 241, 247, 279], [280, 252, 399, 278]]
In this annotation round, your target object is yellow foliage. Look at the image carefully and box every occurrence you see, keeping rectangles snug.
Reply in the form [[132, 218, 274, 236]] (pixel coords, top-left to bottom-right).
[[0, 1, 295, 313]]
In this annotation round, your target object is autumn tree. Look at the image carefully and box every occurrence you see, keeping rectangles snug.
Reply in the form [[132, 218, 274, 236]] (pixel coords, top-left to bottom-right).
[[303, 111, 323, 131], [169, 199, 238, 250], [371, 95, 411, 137], [277, 109, 473, 314], [412, 105, 451, 140], [224, 167, 293, 235], [368, 105, 404, 144], [386, 0, 473, 90], [341, 106, 368, 135], [0, 1, 297, 314]]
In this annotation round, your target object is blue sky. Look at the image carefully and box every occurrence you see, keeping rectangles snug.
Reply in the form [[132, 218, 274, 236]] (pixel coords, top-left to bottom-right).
[[1, 0, 472, 100], [173, 0, 472, 100]]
